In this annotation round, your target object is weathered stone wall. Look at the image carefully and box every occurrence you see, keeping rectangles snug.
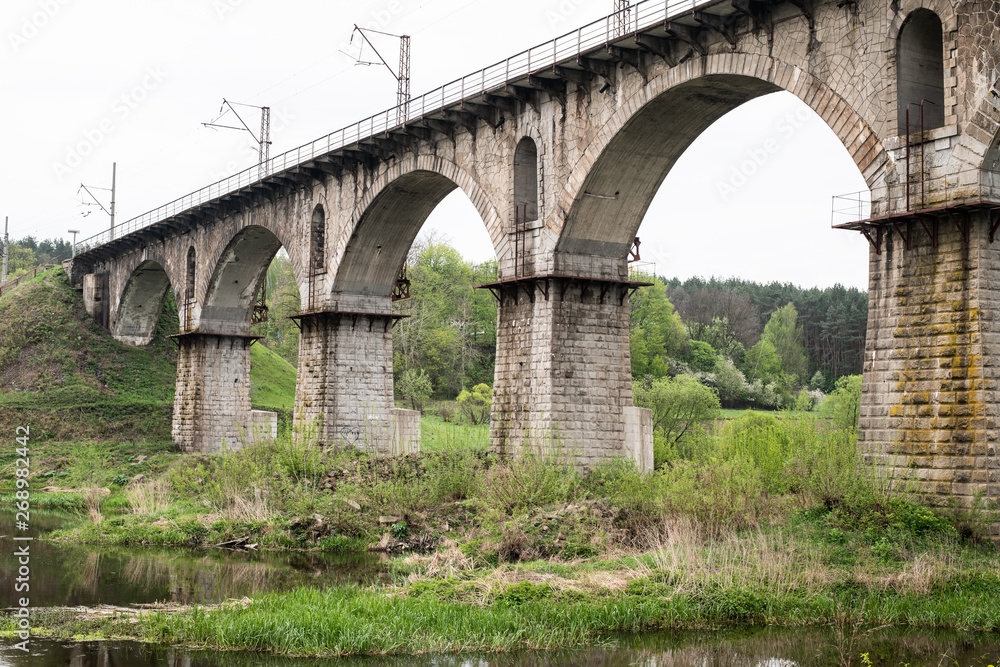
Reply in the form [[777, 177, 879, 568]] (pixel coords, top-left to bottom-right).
[[492, 279, 632, 465], [250, 409, 279, 444], [624, 406, 654, 473], [172, 334, 252, 453], [862, 217, 1000, 535], [393, 408, 421, 455], [293, 311, 395, 451]]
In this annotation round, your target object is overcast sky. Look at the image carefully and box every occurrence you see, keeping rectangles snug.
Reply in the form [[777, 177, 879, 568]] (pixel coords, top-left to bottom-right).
[[3, 0, 870, 289]]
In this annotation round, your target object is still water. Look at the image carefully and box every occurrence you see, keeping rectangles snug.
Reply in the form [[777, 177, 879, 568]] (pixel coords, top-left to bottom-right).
[[0, 513, 384, 608], [1, 628, 999, 666]]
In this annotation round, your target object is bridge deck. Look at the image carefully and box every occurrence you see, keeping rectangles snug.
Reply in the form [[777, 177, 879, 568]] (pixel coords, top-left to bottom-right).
[[75, 0, 737, 257]]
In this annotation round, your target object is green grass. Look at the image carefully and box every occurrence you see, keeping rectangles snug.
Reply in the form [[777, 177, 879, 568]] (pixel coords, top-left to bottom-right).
[[9, 563, 1000, 657], [0, 267, 296, 441], [718, 408, 819, 420], [0, 267, 178, 442], [250, 343, 297, 413], [419, 413, 489, 453]]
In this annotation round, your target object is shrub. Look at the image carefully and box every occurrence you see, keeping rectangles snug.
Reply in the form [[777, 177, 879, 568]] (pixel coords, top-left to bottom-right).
[[793, 389, 817, 412], [398, 368, 433, 411], [456, 384, 492, 425], [436, 402, 456, 423], [476, 449, 581, 516], [633, 375, 721, 464], [718, 412, 791, 494], [819, 374, 862, 433], [712, 358, 750, 408]]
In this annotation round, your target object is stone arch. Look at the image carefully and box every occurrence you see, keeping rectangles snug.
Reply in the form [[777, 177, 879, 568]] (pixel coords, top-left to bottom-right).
[[555, 54, 891, 261], [887, 0, 957, 43], [199, 206, 309, 304], [113, 259, 174, 347], [514, 136, 539, 223], [200, 224, 285, 335], [896, 9, 946, 132], [334, 155, 502, 299]]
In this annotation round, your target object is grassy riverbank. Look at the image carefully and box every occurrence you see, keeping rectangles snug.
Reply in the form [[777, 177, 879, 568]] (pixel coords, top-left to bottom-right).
[[8, 525, 1000, 656], [4, 411, 999, 656], [0, 266, 297, 442]]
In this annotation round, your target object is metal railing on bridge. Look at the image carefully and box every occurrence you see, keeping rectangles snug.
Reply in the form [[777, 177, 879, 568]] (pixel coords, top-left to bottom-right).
[[77, 0, 718, 252], [831, 169, 1000, 228]]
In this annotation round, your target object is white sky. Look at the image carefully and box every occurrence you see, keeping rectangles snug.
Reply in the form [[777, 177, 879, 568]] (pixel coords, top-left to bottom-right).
[[2, 0, 869, 289]]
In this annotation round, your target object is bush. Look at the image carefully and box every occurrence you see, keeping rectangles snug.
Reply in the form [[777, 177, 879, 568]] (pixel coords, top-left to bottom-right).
[[633, 375, 721, 465], [456, 384, 492, 425], [476, 449, 581, 516], [398, 368, 433, 411], [718, 412, 791, 493], [712, 358, 750, 408], [793, 388, 820, 412], [820, 374, 862, 433]]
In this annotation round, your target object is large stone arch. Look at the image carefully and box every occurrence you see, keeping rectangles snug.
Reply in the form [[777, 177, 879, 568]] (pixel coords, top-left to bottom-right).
[[113, 259, 175, 347], [332, 155, 502, 301], [200, 224, 289, 335], [554, 54, 892, 263]]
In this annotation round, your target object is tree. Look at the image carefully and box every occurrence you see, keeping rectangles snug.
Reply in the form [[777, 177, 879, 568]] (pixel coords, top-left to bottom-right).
[[457, 383, 492, 424], [397, 368, 433, 411], [393, 239, 497, 397], [633, 374, 720, 448], [743, 338, 782, 385], [686, 340, 718, 372], [6, 243, 37, 280], [820, 374, 862, 433], [688, 316, 746, 364], [762, 302, 809, 387], [629, 276, 688, 379], [252, 251, 301, 364]]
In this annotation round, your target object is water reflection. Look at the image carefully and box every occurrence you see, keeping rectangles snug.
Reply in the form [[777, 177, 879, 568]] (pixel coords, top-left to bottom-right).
[[0, 513, 384, 607], [1, 628, 998, 666]]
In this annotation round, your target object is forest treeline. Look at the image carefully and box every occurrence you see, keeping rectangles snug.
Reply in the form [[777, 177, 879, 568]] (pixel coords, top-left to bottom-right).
[[664, 276, 867, 387], [251, 238, 866, 410], [5, 236, 867, 409]]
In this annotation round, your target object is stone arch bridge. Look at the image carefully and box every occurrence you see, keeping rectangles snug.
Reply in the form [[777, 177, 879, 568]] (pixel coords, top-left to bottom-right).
[[68, 0, 1000, 517]]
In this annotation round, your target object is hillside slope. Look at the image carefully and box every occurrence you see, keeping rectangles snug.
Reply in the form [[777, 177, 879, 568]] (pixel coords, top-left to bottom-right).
[[0, 267, 296, 442]]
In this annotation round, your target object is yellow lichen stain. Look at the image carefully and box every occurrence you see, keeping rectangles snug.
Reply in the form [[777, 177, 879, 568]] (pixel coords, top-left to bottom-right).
[[884, 252, 985, 505]]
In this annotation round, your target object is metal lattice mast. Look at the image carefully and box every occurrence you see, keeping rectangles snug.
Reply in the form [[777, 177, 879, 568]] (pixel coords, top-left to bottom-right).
[[259, 106, 271, 179], [203, 100, 271, 181], [614, 0, 630, 37], [351, 26, 411, 125], [398, 35, 411, 124]]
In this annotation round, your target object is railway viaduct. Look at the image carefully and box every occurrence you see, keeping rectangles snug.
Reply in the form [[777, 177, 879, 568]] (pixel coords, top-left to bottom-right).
[[68, 0, 1000, 520]]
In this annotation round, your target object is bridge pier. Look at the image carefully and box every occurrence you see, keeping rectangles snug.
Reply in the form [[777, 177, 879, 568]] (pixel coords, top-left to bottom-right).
[[488, 275, 645, 466], [861, 211, 1000, 536], [293, 310, 416, 452], [171, 333, 254, 453]]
